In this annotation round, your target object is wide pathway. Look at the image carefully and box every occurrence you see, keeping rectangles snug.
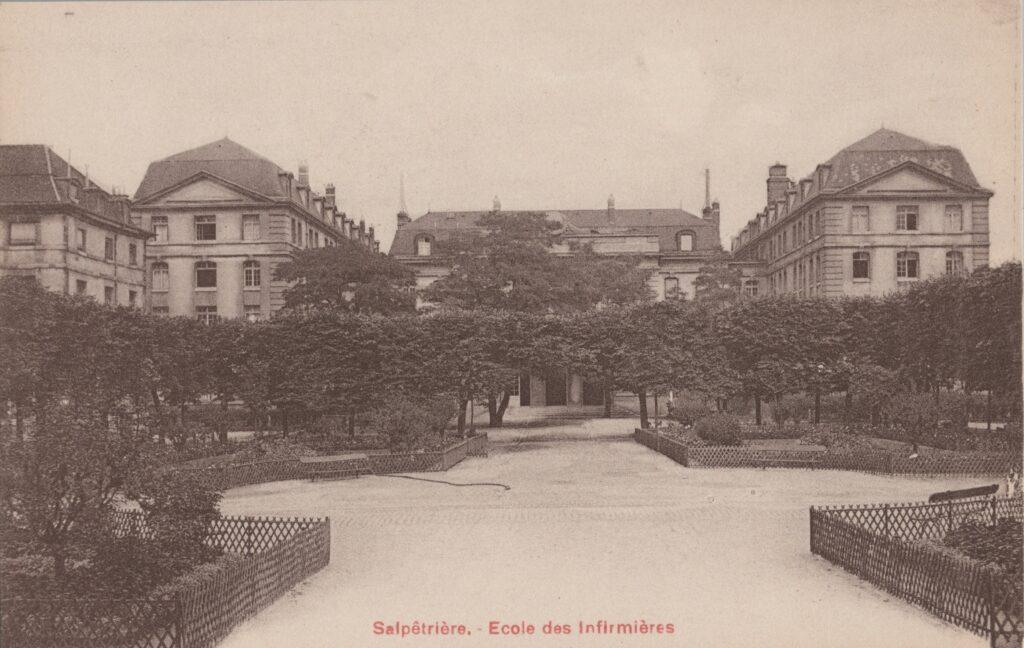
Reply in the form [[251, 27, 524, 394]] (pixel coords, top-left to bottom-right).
[[219, 419, 987, 648]]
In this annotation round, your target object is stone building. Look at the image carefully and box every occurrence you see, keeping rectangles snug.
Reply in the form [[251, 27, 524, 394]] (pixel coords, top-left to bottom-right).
[[389, 195, 722, 406], [389, 195, 722, 303], [729, 129, 992, 297], [131, 138, 378, 321], [0, 145, 149, 306]]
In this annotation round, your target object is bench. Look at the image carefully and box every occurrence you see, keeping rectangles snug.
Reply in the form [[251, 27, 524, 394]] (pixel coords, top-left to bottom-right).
[[300, 454, 371, 481]]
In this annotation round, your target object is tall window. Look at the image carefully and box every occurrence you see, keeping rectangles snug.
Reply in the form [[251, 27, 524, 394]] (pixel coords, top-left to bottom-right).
[[194, 215, 216, 241], [676, 232, 694, 252], [242, 214, 260, 241], [77, 228, 87, 251], [852, 251, 870, 280], [76, 279, 88, 295], [742, 278, 758, 298], [664, 276, 679, 298], [152, 215, 168, 242], [151, 262, 169, 292], [945, 205, 963, 232], [104, 286, 114, 304], [9, 221, 38, 245], [196, 305, 218, 325], [243, 260, 261, 288], [104, 237, 115, 261], [128, 243, 138, 266], [896, 205, 918, 231], [290, 218, 297, 244], [851, 206, 870, 233], [896, 251, 919, 279], [415, 235, 432, 256], [946, 250, 964, 275], [244, 305, 262, 322], [195, 261, 217, 288], [128, 290, 137, 308]]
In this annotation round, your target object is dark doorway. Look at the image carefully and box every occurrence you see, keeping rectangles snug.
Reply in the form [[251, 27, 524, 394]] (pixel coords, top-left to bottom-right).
[[544, 369, 567, 406], [582, 379, 604, 406]]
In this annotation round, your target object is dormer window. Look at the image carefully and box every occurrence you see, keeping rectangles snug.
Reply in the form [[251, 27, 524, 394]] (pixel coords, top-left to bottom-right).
[[415, 234, 433, 256], [676, 231, 694, 252]]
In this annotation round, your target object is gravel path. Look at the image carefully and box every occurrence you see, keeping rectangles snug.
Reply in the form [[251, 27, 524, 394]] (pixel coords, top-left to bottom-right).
[[219, 419, 988, 648]]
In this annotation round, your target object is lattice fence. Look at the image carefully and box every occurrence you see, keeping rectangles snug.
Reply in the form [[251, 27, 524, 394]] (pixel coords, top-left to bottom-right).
[[810, 497, 1023, 647], [2, 516, 331, 648], [635, 429, 1018, 476], [0, 598, 180, 648]]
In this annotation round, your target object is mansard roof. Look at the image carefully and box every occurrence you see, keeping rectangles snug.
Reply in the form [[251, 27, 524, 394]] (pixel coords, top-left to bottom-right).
[[822, 128, 981, 190], [389, 207, 718, 256]]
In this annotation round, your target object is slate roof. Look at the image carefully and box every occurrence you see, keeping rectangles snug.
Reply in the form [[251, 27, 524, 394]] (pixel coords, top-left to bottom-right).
[[389, 208, 719, 256], [134, 138, 299, 201], [821, 128, 981, 190], [0, 145, 132, 226]]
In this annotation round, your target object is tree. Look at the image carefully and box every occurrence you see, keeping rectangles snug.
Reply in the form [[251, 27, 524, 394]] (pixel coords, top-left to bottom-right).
[[274, 239, 416, 314], [425, 211, 652, 312], [693, 254, 743, 306]]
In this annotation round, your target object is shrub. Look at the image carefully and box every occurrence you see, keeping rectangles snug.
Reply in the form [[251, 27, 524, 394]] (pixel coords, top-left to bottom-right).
[[694, 413, 742, 446], [363, 393, 457, 451], [943, 519, 1022, 578], [666, 401, 712, 427]]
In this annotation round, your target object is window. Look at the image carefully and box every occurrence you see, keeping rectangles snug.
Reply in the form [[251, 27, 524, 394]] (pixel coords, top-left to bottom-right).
[[196, 305, 218, 325], [104, 286, 114, 304], [76, 228, 87, 251], [104, 237, 115, 261], [676, 232, 694, 252], [151, 263, 169, 292], [415, 235, 432, 256], [896, 205, 918, 231], [152, 306, 169, 315], [852, 251, 870, 280], [291, 218, 298, 245], [243, 260, 261, 288], [76, 279, 88, 295], [851, 206, 870, 233], [194, 215, 216, 241], [742, 279, 758, 298], [128, 290, 137, 307], [945, 205, 963, 232], [195, 261, 217, 288], [896, 251, 919, 279], [244, 305, 262, 322], [946, 250, 964, 275], [242, 214, 260, 241], [664, 276, 679, 298], [9, 221, 38, 245], [152, 216, 168, 243], [128, 243, 138, 266]]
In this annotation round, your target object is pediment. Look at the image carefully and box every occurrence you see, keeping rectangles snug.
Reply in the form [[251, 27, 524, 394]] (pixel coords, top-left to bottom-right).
[[846, 164, 971, 195], [138, 173, 273, 205]]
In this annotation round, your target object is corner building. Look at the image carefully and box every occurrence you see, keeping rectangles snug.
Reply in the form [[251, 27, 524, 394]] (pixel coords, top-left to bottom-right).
[[730, 129, 992, 297]]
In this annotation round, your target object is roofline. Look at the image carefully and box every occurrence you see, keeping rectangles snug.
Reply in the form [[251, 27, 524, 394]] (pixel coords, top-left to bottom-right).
[[0, 202, 152, 238]]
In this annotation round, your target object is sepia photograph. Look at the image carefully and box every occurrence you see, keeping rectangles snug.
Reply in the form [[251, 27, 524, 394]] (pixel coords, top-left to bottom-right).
[[0, 1, 1021, 647]]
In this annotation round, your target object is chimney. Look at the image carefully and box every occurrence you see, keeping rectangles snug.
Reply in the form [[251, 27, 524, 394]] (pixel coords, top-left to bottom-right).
[[493, 195, 501, 212], [766, 163, 789, 204], [786, 187, 798, 210], [325, 183, 336, 209], [704, 200, 721, 249], [607, 194, 615, 221], [817, 164, 832, 189], [397, 211, 411, 227], [297, 163, 309, 188]]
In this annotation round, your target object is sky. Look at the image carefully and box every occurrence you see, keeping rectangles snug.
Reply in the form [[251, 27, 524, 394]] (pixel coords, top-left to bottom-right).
[[0, 0, 1020, 261]]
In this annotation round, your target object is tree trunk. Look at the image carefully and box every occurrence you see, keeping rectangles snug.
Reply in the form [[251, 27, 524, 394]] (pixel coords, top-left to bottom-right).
[[487, 392, 510, 428], [754, 395, 762, 426], [653, 393, 660, 428], [456, 397, 468, 438], [603, 388, 612, 418], [218, 397, 230, 443], [638, 388, 649, 429], [814, 391, 821, 424]]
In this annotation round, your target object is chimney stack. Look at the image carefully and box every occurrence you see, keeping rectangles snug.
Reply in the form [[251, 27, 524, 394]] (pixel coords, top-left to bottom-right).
[[767, 163, 789, 204], [324, 183, 336, 209], [493, 195, 501, 212], [297, 163, 309, 188]]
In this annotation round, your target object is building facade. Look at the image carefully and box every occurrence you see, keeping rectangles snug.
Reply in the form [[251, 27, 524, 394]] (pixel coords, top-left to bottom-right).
[[389, 195, 723, 406], [729, 129, 992, 297], [0, 145, 149, 306], [131, 138, 378, 321], [390, 195, 722, 304]]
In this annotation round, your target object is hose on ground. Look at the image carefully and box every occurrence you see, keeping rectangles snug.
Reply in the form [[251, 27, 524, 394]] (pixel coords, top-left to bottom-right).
[[377, 474, 511, 490]]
